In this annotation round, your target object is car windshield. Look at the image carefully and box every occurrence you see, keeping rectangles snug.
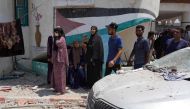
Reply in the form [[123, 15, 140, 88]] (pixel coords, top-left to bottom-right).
[[145, 47, 190, 73]]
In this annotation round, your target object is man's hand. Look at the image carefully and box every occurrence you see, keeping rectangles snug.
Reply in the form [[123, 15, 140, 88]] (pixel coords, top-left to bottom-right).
[[108, 60, 115, 68]]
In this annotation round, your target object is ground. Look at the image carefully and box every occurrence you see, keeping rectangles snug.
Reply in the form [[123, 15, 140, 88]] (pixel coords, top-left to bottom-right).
[[0, 71, 89, 109]]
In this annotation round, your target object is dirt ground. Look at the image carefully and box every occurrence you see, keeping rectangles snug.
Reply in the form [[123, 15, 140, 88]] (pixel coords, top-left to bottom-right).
[[0, 71, 89, 109]]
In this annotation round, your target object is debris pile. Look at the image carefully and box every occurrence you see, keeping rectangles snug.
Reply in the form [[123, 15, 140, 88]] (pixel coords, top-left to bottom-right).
[[0, 71, 89, 108]]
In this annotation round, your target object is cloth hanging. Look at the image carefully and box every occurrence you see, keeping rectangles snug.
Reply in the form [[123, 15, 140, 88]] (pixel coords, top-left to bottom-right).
[[0, 19, 24, 57]]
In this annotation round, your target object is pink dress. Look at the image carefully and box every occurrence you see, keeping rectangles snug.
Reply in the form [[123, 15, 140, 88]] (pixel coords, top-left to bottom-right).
[[51, 37, 69, 93]]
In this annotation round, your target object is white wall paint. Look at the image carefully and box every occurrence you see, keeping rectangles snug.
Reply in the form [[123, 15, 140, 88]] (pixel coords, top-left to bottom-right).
[[0, 0, 14, 76], [21, 27, 30, 58]]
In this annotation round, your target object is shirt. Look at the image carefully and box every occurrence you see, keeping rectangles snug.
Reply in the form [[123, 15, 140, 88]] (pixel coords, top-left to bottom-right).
[[133, 37, 149, 65], [165, 38, 188, 55], [107, 35, 123, 64]]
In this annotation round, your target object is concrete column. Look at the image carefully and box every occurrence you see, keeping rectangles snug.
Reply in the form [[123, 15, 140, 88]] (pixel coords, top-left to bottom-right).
[[0, 0, 14, 76], [182, 12, 190, 28]]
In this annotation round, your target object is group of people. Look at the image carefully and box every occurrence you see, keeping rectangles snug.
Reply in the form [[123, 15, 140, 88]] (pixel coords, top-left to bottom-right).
[[128, 25, 190, 69], [150, 25, 190, 60], [46, 22, 190, 94], [46, 22, 123, 94]]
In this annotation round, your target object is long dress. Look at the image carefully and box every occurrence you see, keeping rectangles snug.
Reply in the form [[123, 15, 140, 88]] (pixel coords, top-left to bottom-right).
[[51, 37, 69, 93]]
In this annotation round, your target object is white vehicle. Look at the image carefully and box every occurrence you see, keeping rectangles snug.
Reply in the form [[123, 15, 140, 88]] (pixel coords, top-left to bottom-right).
[[87, 47, 190, 109]]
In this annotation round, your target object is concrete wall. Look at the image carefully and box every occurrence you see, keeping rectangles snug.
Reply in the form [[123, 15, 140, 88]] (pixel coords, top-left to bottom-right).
[[0, 0, 14, 76], [29, 0, 54, 58]]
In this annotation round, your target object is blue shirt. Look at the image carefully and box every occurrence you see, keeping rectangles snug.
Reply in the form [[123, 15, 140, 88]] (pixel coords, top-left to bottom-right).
[[107, 35, 123, 64], [165, 38, 188, 55], [133, 37, 149, 65]]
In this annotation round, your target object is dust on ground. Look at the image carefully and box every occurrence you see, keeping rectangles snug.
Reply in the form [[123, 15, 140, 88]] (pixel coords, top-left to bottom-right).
[[0, 71, 89, 109]]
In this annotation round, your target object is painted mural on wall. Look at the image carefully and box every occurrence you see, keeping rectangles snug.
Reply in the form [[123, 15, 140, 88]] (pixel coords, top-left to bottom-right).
[[56, 7, 156, 73], [0, 20, 24, 57], [32, 3, 43, 47], [55, 0, 160, 74], [56, 8, 157, 44]]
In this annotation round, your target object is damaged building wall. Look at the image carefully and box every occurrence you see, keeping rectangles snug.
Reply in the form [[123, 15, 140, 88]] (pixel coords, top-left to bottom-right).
[[0, 0, 14, 76]]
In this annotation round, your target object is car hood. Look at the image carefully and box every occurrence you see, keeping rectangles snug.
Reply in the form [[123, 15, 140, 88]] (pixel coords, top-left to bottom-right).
[[93, 69, 190, 109], [92, 48, 190, 109]]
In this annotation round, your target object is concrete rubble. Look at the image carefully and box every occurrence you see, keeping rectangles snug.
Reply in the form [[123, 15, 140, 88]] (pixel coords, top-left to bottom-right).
[[0, 71, 89, 109]]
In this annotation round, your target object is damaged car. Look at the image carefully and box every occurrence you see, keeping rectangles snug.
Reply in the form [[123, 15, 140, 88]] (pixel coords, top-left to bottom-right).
[[87, 47, 190, 109]]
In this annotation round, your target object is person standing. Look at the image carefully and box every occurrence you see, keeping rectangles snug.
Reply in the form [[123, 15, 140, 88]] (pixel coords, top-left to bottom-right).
[[165, 28, 188, 55], [47, 35, 53, 84], [51, 27, 69, 94], [68, 40, 85, 88], [86, 26, 104, 88], [128, 25, 150, 69], [105, 22, 123, 76]]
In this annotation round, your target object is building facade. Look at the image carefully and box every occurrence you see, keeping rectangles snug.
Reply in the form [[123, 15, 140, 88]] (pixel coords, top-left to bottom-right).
[[3, 0, 189, 76]]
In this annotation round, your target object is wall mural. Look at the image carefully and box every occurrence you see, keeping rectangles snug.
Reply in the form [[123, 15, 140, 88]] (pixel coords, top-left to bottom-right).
[[56, 8, 155, 74], [0, 20, 24, 57], [56, 8, 155, 44]]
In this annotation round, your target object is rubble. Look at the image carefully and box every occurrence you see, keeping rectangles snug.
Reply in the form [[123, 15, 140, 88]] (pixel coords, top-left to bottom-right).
[[0, 86, 12, 92], [0, 71, 89, 108]]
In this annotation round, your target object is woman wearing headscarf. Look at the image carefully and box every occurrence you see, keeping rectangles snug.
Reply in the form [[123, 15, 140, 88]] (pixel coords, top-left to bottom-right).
[[86, 26, 104, 88], [51, 27, 69, 94]]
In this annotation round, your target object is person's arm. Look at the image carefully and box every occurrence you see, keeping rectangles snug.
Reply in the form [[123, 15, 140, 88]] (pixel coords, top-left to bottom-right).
[[109, 48, 124, 68], [56, 37, 69, 66], [112, 48, 124, 63], [127, 43, 135, 66]]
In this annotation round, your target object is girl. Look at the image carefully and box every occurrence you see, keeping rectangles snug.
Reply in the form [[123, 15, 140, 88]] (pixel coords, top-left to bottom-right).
[[51, 27, 69, 94]]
